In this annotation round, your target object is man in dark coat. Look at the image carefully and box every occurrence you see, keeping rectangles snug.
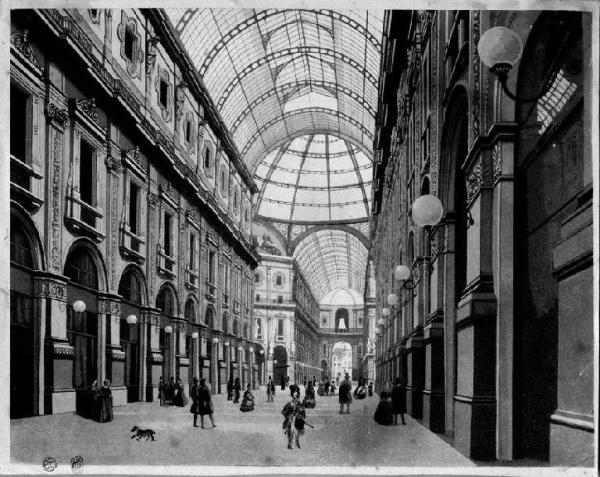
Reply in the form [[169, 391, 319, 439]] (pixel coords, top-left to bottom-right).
[[198, 378, 216, 429], [233, 377, 241, 403], [338, 374, 352, 414], [391, 377, 407, 425], [190, 377, 200, 427], [267, 376, 276, 402]]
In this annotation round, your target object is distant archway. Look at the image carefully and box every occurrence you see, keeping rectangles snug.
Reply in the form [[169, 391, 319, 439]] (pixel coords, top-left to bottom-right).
[[335, 308, 349, 331], [273, 345, 288, 387], [331, 342, 352, 381], [320, 359, 329, 380]]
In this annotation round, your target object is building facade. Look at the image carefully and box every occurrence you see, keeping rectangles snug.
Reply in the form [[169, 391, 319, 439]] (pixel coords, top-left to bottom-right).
[[371, 10, 593, 465], [9, 8, 261, 418], [252, 226, 320, 387]]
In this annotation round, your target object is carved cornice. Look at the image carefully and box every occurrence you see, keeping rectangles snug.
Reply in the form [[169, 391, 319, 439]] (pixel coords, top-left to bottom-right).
[[73, 97, 99, 123], [50, 339, 75, 359], [147, 192, 159, 208]]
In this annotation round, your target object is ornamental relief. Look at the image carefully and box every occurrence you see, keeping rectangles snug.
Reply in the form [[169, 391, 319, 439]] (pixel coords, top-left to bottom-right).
[[11, 29, 41, 69], [492, 143, 503, 182], [116, 11, 144, 79], [98, 299, 121, 315], [38, 280, 67, 301]]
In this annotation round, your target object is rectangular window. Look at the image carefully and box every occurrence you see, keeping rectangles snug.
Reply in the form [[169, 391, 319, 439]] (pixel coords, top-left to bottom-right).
[[10, 83, 28, 162], [159, 80, 168, 108], [277, 295, 283, 304], [79, 139, 96, 227], [208, 251, 216, 283], [277, 319, 284, 338], [163, 212, 172, 256], [276, 275, 282, 286], [129, 181, 139, 235], [256, 294, 260, 302], [124, 28, 134, 61]]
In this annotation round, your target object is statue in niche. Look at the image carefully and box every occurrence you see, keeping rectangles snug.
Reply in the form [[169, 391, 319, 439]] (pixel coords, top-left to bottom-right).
[[256, 233, 281, 256]]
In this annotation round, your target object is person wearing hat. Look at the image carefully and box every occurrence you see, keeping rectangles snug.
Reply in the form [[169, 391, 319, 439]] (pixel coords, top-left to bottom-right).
[[338, 373, 353, 414], [281, 384, 306, 449]]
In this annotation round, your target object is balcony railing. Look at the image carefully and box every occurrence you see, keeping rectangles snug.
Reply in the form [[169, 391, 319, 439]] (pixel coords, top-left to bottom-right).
[[185, 266, 199, 290], [64, 187, 104, 242], [119, 222, 145, 263], [10, 154, 43, 210], [157, 244, 175, 278]]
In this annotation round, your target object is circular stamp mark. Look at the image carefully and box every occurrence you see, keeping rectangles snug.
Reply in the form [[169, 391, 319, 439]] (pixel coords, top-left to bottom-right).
[[71, 455, 84, 472], [42, 456, 57, 472]]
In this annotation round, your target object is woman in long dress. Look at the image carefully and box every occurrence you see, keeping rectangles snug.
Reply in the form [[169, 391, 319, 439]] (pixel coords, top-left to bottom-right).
[[233, 377, 241, 403], [227, 377, 234, 401], [190, 377, 200, 427], [158, 376, 167, 406], [98, 380, 113, 423], [303, 381, 316, 409], [173, 377, 187, 407], [240, 383, 255, 412], [391, 378, 407, 425], [282, 384, 306, 450], [197, 378, 216, 429], [374, 387, 393, 426]]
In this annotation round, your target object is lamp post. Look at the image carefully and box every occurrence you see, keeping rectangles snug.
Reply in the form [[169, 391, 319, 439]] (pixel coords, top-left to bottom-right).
[[478, 25, 558, 104]]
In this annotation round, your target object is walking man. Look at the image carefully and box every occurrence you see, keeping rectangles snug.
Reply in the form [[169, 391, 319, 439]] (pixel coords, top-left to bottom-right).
[[267, 376, 275, 402], [391, 377, 407, 425], [338, 373, 352, 414]]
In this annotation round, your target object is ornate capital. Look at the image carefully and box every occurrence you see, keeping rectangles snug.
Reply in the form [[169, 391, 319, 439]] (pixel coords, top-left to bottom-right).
[[36, 278, 67, 301], [98, 298, 121, 316], [147, 192, 159, 208], [45, 103, 70, 128], [492, 142, 503, 183], [105, 155, 123, 173]]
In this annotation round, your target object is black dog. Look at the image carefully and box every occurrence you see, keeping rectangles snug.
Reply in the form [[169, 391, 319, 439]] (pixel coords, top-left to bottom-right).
[[130, 425, 156, 441]]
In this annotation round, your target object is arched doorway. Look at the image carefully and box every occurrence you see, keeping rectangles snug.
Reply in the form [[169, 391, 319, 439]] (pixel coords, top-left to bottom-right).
[[184, 298, 198, 385], [156, 283, 177, 380], [320, 359, 329, 381], [272, 345, 288, 387], [10, 212, 41, 418], [205, 306, 215, 389], [514, 12, 586, 461], [118, 267, 146, 402], [64, 243, 104, 417], [335, 308, 349, 331], [331, 342, 352, 382]]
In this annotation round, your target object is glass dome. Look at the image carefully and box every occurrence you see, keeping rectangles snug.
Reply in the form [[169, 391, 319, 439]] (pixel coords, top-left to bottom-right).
[[255, 134, 372, 223], [320, 288, 364, 306]]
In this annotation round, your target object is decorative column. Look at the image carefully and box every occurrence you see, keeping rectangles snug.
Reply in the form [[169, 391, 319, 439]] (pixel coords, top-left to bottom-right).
[[145, 308, 162, 401], [424, 226, 448, 433], [210, 334, 219, 394], [454, 142, 497, 460], [35, 273, 73, 414], [100, 295, 125, 405]]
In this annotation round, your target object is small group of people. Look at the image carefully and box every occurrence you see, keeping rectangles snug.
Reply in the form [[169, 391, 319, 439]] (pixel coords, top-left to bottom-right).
[[157, 376, 188, 407], [353, 377, 368, 400], [227, 377, 255, 412], [89, 380, 113, 423], [316, 377, 337, 396], [374, 378, 407, 426], [189, 377, 216, 428]]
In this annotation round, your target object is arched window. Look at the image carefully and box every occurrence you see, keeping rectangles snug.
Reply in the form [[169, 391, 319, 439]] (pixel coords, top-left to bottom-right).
[[156, 286, 175, 316], [10, 220, 33, 268], [233, 318, 239, 336], [185, 298, 197, 323], [118, 268, 144, 305], [205, 306, 214, 328], [65, 247, 98, 289], [222, 313, 229, 334]]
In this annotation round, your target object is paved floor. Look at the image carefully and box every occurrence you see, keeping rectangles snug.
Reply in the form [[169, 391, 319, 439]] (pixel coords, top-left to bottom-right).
[[11, 387, 474, 468]]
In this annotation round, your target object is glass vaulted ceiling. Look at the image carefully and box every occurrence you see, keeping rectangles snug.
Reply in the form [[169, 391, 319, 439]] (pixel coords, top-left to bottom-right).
[[166, 8, 381, 302], [255, 134, 372, 223], [166, 9, 383, 199]]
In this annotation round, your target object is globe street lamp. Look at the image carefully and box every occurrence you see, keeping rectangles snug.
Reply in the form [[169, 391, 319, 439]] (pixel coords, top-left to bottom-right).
[[72, 299, 86, 314], [126, 314, 137, 325]]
